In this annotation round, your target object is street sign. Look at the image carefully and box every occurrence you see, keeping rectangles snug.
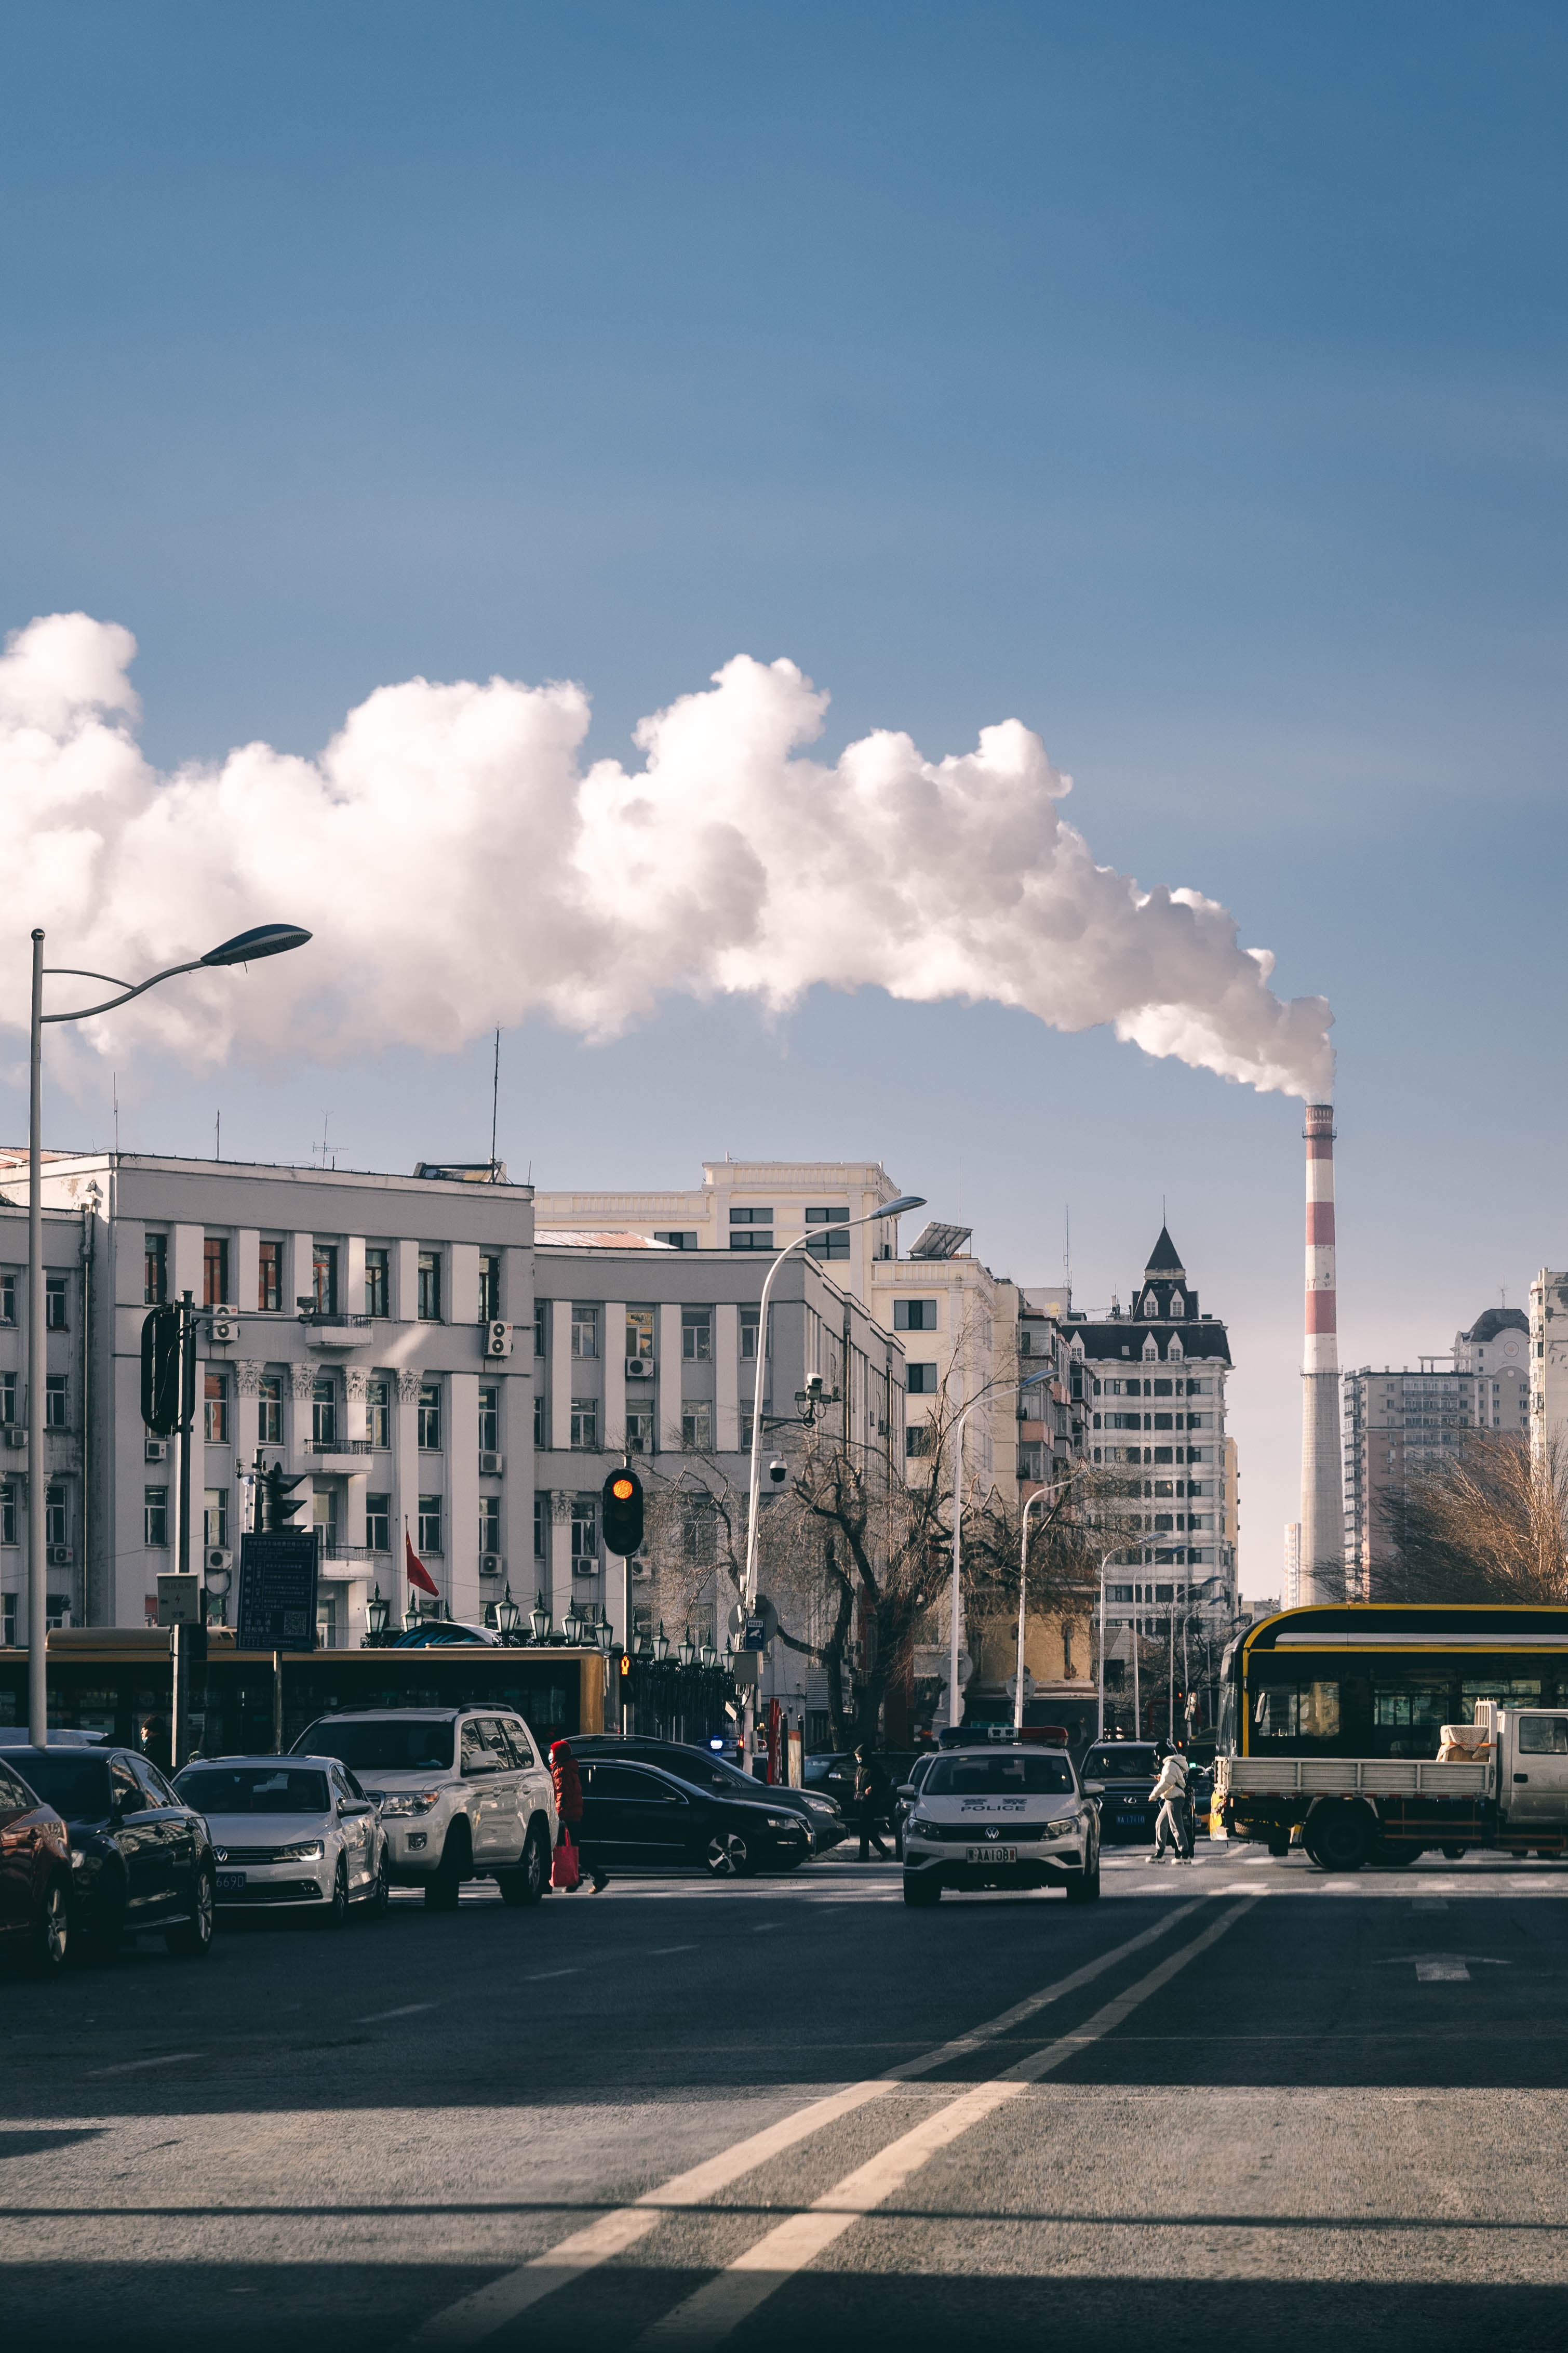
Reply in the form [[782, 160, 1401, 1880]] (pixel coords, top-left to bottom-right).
[[236, 1528, 319, 1652], [730, 1594, 778, 1649], [156, 1574, 202, 1627]]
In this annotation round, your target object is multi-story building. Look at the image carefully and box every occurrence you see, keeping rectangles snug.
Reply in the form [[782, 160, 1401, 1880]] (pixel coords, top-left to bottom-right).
[[1283, 1522, 1302, 1611], [1526, 1275, 1568, 1465], [4, 1151, 535, 1647], [1340, 1329, 1523, 1598], [0, 1171, 98, 1646]]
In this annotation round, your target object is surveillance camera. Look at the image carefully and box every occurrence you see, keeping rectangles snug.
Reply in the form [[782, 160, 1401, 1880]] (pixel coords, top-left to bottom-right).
[[768, 1455, 788, 1486]]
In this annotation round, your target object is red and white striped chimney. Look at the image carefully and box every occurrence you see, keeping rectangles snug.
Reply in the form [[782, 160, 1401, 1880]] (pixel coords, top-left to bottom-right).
[[1300, 1102, 1343, 1604]]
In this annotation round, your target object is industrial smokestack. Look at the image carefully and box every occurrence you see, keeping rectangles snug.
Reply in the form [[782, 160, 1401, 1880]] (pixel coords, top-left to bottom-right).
[[1300, 1103, 1343, 1604]]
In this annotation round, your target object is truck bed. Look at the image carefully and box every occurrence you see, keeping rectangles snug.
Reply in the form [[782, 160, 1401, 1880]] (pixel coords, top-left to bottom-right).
[[1215, 1756, 1490, 1800]]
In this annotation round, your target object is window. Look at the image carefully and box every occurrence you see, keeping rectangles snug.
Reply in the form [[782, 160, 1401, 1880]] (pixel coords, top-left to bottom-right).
[[534, 1390, 546, 1445], [46, 1273, 68, 1328], [45, 1483, 67, 1547], [570, 1495, 598, 1573], [0, 1269, 13, 1322], [906, 1363, 937, 1395], [682, 1403, 713, 1452], [905, 1426, 933, 1458], [366, 1493, 391, 1552], [417, 1495, 444, 1554], [0, 1483, 13, 1547], [307, 1241, 338, 1317], [1519, 1715, 1568, 1755], [654, 1231, 697, 1249], [144, 1232, 167, 1305], [46, 1375, 68, 1429], [258, 1240, 282, 1312], [1252, 1680, 1341, 1744], [203, 1237, 230, 1308], [313, 1377, 337, 1447], [741, 1308, 761, 1360], [571, 1304, 598, 1358], [478, 1253, 501, 1321], [313, 1486, 339, 1556], [479, 1495, 501, 1554], [0, 1374, 14, 1425], [894, 1299, 937, 1332], [739, 1411, 754, 1451], [682, 1307, 712, 1361], [805, 1206, 850, 1260], [534, 1493, 547, 1560], [367, 1377, 391, 1450], [729, 1207, 774, 1251], [534, 1300, 546, 1357], [204, 1372, 229, 1444], [417, 1251, 441, 1321], [258, 1373, 283, 1446], [418, 1381, 443, 1450], [145, 1487, 169, 1547], [570, 1398, 598, 1450], [204, 1487, 229, 1549], [626, 1307, 654, 1363], [626, 1407, 653, 1454], [365, 1246, 390, 1318], [478, 1384, 500, 1453]]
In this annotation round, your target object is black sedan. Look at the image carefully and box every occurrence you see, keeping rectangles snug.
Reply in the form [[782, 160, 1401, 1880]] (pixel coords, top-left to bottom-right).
[[5, 1746, 216, 1960], [0, 1754, 71, 1975], [572, 1736, 845, 1851], [576, 1758, 812, 1877], [1079, 1740, 1168, 1846]]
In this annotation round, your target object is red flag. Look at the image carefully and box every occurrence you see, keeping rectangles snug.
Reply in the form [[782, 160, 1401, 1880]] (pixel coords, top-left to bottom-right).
[[405, 1528, 439, 1598]]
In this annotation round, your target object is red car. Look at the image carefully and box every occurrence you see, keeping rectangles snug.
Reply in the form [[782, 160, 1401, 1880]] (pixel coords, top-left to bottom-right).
[[0, 1752, 72, 1975]]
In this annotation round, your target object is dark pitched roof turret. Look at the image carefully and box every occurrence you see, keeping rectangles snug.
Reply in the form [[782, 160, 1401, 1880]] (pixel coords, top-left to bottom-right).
[[1145, 1226, 1185, 1278]]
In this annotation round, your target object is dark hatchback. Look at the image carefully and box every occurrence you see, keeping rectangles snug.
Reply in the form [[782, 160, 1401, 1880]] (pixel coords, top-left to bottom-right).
[[6, 1746, 216, 1960], [0, 1754, 71, 1975], [577, 1758, 812, 1877], [572, 1736, 845, 1851], [1079, 1741, 1165, 1846]]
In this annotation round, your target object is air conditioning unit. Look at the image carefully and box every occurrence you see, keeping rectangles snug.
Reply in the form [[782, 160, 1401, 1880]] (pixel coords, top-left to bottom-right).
[[208, 1309, 239, 1344], [478, 1450, 504, 1476], [486, 1321, 514, 1360], [47, 1544, 73, 1567], [144, 1438, 168, 1463], [3, 1427, 25, 1450], [630, 1558, 653, 1583], [206, 1547, 233, 1575], [478, 1552, 504, 1578], [625, 1357, 653, 1379]]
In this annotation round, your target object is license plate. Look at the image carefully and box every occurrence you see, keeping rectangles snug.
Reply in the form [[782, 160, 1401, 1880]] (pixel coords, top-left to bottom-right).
[[217, 1872, 246, 1892], [965, 1845, 1018, 1864]]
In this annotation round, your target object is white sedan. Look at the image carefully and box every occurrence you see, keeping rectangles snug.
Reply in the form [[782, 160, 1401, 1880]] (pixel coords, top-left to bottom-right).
[[901, 1746, 1101, 1905], [173, 1754, 388, 1926]]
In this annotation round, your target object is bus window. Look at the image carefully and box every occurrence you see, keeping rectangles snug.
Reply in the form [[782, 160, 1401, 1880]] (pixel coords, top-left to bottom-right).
[[1372, 1678, 1450, 1759], [1253, 1681, 1339, 1743]]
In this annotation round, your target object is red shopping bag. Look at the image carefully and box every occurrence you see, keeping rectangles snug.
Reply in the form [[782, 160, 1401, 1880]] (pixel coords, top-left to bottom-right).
[[551, 1833, 580, 1892]]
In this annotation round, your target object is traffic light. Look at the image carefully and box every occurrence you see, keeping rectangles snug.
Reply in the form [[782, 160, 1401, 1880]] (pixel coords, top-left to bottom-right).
[[140, 1305, 192, 1435], [258, 1464, 309, 1533], [601, 1466, 644, 1557]]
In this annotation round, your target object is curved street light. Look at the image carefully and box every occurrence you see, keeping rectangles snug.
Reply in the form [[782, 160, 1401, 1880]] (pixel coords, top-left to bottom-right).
[[945, 1366, 1052, 1735], [23, 920, 311, 1744]]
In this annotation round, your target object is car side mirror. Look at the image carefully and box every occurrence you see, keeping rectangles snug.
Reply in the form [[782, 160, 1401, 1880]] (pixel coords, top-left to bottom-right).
[[896, 1784, 916, 1799], [1083, 1780, 1105, 1797]]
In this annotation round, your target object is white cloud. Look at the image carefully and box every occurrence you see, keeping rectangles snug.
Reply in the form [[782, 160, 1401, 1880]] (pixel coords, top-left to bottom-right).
[[0, 614, 1334, 1098]]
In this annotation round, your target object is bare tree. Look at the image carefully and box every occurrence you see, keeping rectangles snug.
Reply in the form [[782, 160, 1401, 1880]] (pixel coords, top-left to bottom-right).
[[1373, 1433, 1568, 1604]]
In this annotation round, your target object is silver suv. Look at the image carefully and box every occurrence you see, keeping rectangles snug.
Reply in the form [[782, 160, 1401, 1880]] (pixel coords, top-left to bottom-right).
[[294, 1708, 556, 1910]]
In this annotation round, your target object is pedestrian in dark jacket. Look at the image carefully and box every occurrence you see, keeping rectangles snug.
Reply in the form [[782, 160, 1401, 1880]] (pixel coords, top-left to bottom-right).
[[852, 1745, 891, 1861], [550, 1739, 607, 1893]]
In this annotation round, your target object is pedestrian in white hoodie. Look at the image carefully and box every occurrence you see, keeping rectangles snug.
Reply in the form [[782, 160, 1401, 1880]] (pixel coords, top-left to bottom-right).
[[1150, 1750, 1189, 1864]]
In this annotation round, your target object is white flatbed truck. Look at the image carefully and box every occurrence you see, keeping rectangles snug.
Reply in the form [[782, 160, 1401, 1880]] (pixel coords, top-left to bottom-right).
[[1212, 1705, 1568, 1870]]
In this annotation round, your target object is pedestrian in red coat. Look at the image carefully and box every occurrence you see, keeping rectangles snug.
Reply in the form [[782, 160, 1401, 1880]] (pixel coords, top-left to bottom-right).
[[550, 1740, 606, 1893]]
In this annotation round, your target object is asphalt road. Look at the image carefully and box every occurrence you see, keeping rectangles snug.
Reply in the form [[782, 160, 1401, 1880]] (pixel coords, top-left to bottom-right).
[[6, 1840, 1568, 2352]]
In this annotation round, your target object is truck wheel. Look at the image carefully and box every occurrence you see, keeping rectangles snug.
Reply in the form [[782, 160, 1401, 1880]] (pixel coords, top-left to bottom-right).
[[1440, 1845, 1466, 1860], [1312, 1803, 1372, 1872], [424, 1825, 470, 1911]]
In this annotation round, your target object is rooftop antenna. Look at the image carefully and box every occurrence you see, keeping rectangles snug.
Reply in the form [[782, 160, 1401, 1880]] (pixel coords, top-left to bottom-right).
[[489, 1028, 501, 1178], [215, 1108, 221, 1162]]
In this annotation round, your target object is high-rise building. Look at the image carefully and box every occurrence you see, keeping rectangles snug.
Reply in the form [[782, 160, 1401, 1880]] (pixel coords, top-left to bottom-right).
[[1527, 1274, 1568, 1465], [1283, 1521, 1301, 1610], [1341, 1345, 1515, 1599]]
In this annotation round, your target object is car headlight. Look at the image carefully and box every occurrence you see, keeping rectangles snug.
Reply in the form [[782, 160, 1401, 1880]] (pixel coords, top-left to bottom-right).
[[907, 1810, 933, 1832], [802, 1794, 837, 1815], [280, 1839, 326, 1860], [1041, 1819, 1076, 1840], [765, 1814, 800, 1831], [71, 1846, 89, 1868], [378, 1791, 440, 1816]]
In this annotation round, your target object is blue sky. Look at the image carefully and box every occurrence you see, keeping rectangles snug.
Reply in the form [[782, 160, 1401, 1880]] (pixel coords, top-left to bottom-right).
[[2, 2, 1564, 1589]]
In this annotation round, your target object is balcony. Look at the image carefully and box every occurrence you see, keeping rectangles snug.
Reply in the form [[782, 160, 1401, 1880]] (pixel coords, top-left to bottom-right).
[[298, 1310, 374, 1351], [307, 1439, 374, 1471]]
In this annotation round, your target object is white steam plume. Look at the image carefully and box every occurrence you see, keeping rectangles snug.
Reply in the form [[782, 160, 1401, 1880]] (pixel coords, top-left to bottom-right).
[[0, 613, 1334, 1098]]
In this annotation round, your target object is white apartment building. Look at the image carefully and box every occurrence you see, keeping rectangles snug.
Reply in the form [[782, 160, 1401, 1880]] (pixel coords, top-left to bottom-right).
[[1526, 1276, 1568, 1466], [1341, 1349, 1510, 1600], [3, 1151, 534, 1647]]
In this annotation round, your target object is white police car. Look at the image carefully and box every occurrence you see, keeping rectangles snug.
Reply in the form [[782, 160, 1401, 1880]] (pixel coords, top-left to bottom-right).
[[900, 1744, 1100, 1905]]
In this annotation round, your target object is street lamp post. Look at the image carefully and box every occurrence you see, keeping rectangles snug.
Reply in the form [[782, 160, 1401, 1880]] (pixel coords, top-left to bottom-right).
[[23, 920, 310, 1746], [738, 1192, 924, 1761], [1012, 1476, 1065, 1732], [946, 1367, 1051, 1738]]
